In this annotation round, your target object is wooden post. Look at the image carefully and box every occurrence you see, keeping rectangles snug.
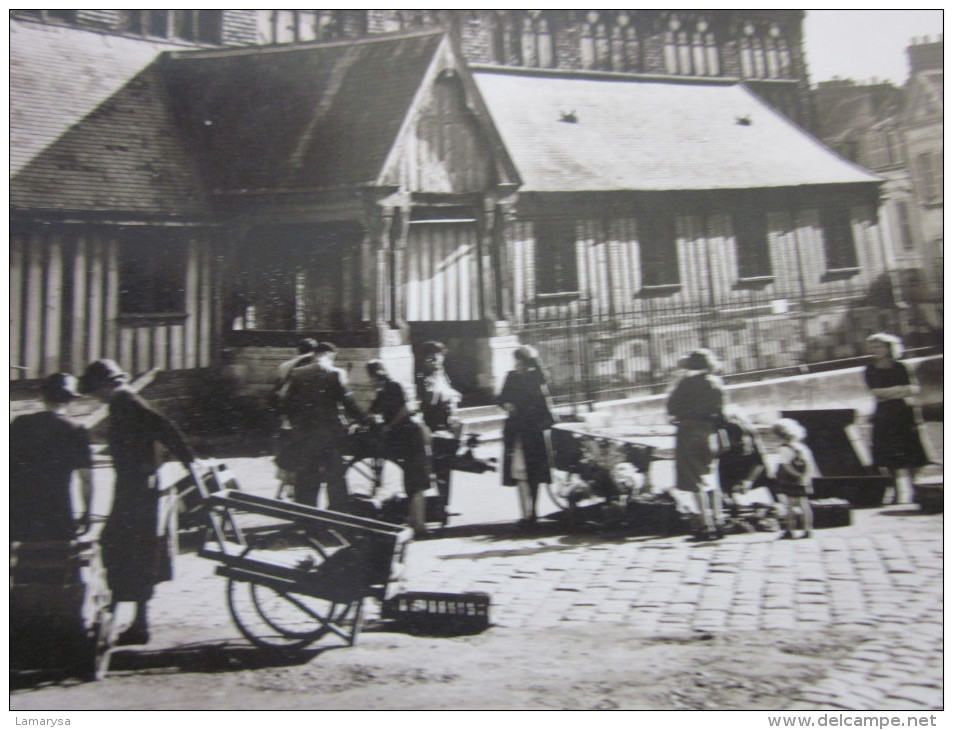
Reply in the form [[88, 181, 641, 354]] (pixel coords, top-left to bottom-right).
[[104, 235, 120, 364], [494, 203, 516, 321], [477, 199, 493, 320], [185, 235, 200, 369], [24, 232, 46, 378], [71, 234, 88, 374], [363, 206, 391, 339], [10, 233, 24, 377], [43, 234, 64, 375], [390, 206, 410, 330]]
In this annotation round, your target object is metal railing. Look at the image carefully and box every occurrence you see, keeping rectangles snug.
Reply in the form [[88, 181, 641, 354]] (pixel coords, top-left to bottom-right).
[[516, 287, 942, 410]]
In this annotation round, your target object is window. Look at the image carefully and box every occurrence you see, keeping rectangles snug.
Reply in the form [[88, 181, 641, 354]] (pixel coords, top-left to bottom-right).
[[916, 152, 942, 203], [491, 11, 522, 65], [259, 10, 346, 44], [580, 11, 640, 72], [819, 209, 858, 271], [18, 10, 76, 23], [739, 21, 791, 79], [639, 216, 680, 288], [126, 10, 222, 43], [733, 212, 772, 279], [517, 11, 554, 68], [534, 221, 577, 295], [119, 233, 188, 315], [664, 14, 719, 76], [896, 201, 915, 251]]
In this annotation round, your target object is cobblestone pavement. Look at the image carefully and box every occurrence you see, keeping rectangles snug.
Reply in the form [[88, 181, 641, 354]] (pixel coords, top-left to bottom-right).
[[133, 444, 944, 712], [397, 514, 943, 711], [16, 421, 941, 711]]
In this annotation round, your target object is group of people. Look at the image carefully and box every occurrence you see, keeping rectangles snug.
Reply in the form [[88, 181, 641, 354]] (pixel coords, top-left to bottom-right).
[[667, 332, 931, 542], [11, 359, 195, 647], [271, 338, 557, 535], [272, 339, 463, 538], [10, 331, 930, 647]]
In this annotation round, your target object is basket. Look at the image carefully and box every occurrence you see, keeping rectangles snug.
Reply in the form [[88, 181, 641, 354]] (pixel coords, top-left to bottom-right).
[[810, 498, 852, 529], [812, 476, 890, 508], [381, 591, 490, 635], [913, 482, 942, 514]]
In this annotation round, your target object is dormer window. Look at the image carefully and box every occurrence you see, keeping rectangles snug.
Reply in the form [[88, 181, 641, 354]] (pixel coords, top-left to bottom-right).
[[125, 10, 222, 44]]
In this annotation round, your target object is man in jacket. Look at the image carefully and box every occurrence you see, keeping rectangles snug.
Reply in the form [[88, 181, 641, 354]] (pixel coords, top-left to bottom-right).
[[279, 341, 364, 509]]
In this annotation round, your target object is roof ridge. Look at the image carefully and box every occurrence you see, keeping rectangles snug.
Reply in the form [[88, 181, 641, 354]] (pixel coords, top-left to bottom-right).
[[166, 27, 446, 61], [469, 63, 741, 86]]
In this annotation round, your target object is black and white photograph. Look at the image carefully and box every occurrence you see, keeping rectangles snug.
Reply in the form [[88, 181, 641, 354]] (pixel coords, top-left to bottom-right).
[[9, 8, 943, 717]]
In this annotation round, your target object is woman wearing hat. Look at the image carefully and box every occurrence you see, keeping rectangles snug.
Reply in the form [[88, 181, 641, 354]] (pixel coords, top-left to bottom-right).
[[497, 345, 555, 528], [79, 359, 195, 646], [864, 333, 930, 504], [667, 348, 727, 541], [11, 373, 95, 543]]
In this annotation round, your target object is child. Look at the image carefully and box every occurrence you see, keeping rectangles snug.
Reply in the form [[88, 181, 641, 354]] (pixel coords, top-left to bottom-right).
[[718, 404, 769, 519], [772, 418, 818, 539]]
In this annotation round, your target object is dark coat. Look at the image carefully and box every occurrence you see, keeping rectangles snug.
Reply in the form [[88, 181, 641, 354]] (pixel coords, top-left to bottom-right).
[[497, 368, 555, 487], [102, 387, 193, 602], [11, 411, 92, 542]]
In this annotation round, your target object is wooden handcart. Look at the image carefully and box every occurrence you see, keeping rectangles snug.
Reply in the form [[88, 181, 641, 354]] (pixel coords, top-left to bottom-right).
[[187, 462, 412, 652]]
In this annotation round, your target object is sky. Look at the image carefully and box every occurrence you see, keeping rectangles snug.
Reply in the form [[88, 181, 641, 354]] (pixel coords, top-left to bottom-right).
[[803, 9, 944, 86]]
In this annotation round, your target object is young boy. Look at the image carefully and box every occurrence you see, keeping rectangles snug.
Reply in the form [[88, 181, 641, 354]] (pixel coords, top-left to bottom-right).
[[772, 418, 818, 539]]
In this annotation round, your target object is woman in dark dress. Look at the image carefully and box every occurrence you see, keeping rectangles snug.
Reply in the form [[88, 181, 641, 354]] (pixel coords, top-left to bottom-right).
[[11, 373, 94, 543], [497, 346, 555, 528], [367, 360, 433, 538], [79, 359, 195, 646], [864, 333, 929, 504]]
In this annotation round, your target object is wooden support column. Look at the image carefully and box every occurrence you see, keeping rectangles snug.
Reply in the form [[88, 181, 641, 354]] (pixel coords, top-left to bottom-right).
[[477, 199, 495, 320], [104, 235, 119, 364], [10, 233, 24, 376], [43, 233, 64, 375], [71, 234, 88, 374], [495, 203, 517, 322], [389, 206, 411, 331], [364, 207, 391, 340]]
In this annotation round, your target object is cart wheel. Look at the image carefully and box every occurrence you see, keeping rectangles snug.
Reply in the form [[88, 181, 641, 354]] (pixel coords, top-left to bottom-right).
[[345, 457, 404, 501], [545, 470, 574, 512], [226, 579, 354, 653]]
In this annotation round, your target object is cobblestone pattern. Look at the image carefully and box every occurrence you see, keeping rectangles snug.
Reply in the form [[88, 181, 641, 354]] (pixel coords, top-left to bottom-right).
[[397, 527, 943, 710], [146, 456, 942, 712]]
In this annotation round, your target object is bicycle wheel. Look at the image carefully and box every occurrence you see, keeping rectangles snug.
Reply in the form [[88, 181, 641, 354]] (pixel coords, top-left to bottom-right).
[[227, 579, 354, 652], [345, 457, 404, 501]]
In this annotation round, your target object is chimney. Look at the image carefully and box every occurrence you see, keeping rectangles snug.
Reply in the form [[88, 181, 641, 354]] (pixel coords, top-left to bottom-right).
[[907, 36, 943, 74]]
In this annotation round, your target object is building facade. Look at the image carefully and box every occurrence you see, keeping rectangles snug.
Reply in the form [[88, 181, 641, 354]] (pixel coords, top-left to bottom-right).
[[814, 36, 943, 346], [12, 10, 901, 411]]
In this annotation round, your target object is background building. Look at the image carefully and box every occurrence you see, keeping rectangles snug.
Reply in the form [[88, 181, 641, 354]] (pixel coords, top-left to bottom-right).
[[814, 35, 943, 348], [11, 10, 929, 423]]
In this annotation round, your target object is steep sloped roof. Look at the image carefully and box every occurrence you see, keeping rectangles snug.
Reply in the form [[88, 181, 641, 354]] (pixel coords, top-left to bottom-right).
[[11, 19, 210, 215], [163, 30, 446, 193], [473, 69, 882, 193]]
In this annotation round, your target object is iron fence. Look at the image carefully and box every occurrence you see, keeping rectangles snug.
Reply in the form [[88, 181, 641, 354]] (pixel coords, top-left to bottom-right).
[[516, 286, 942, 410]]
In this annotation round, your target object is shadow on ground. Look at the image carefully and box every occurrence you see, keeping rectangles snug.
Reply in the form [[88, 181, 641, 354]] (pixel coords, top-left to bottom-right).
[[10, 641, 332, 689]]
